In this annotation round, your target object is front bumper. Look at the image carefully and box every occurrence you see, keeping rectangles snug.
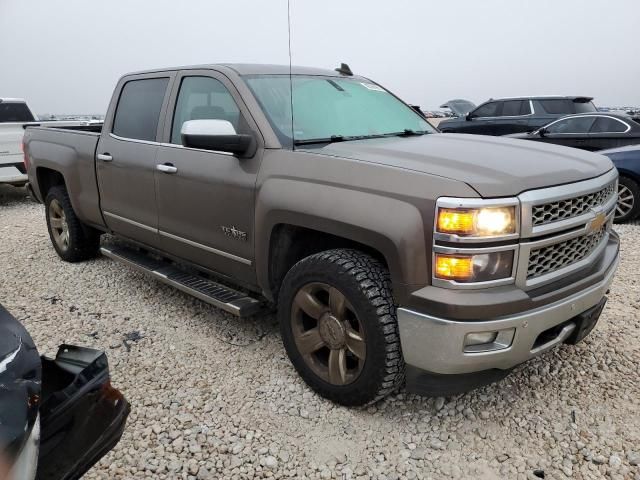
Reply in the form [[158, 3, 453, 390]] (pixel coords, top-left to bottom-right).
[[398, 242, 619, 376]]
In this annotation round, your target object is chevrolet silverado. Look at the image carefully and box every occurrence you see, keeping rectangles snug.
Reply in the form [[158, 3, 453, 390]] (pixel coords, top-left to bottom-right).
[[23, 64, 619, 406]]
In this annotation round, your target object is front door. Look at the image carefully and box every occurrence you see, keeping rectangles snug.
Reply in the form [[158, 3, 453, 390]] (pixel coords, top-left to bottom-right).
[[96, 75, 172, 247], [154, 71, 262, 284], [464, 101, 501, 135], [542, 116, 597, 150]]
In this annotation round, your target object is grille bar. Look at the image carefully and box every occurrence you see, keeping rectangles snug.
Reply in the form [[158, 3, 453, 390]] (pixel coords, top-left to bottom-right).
[[527, 227, 607, 279], [531, 182, 615, 227]]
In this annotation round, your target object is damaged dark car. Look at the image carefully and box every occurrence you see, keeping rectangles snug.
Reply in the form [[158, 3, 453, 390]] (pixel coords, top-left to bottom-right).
[[0, 304, 129, 480]]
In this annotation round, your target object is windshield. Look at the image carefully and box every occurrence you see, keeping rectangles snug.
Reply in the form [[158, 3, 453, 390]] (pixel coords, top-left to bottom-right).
[[0, 102, 35, 123], [244, 75, 435, 146]]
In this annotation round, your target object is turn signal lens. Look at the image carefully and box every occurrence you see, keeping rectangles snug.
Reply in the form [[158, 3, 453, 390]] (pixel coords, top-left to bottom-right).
[[435, 255, 473, 280], [437, 206, 516, 237], [437, 209, 474, 235]]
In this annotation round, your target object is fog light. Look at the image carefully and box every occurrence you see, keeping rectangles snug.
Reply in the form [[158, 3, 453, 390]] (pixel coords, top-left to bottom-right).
[[465, 331, 498, 346]]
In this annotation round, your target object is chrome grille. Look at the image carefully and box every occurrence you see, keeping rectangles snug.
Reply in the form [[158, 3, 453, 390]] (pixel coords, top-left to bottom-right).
[[527, 227, 606, 279], [531, 182, 615, 226]]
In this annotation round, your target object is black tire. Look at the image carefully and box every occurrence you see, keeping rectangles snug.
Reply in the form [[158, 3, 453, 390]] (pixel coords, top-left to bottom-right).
[[614, 176, 640, 223], [45, 186, 101, 262], [278, 249, 404, 406]]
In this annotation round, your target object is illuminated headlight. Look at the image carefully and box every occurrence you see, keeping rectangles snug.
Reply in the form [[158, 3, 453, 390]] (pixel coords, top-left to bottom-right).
[[437, 206, 516, 237], [434, 251, 514, 283]]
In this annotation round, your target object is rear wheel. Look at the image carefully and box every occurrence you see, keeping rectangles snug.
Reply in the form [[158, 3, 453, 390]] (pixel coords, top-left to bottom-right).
[[45, 186, 101, 262], [278, 249, 404, 406], [614, 176, 639, 223]]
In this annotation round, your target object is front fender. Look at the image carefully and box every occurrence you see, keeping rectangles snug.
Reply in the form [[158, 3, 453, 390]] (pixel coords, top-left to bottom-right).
[[255, 178, 428, 298]]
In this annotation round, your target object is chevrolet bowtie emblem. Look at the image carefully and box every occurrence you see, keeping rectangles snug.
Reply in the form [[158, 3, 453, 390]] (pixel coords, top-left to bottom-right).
[[588, 211, 607, 233]]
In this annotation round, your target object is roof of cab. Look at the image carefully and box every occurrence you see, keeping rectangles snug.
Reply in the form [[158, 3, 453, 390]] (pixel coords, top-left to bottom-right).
[[124, 63, 362, 78]]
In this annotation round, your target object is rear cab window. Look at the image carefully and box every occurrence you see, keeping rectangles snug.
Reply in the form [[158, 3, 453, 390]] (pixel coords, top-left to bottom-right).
[[112, 78, 169, 141], [0, 102, 35, 123]]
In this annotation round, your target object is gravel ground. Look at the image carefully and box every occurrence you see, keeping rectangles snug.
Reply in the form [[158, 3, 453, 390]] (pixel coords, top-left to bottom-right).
[[1, 185, 638, 480]]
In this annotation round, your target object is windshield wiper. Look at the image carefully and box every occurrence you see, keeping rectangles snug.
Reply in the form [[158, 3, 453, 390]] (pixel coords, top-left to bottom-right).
[[294, 130, 430, 146], [393, 129, 428, 137], [293, 135, 345, 146]]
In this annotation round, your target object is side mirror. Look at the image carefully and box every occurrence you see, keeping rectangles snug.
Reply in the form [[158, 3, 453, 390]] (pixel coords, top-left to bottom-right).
[[538, 127, 547, 137], [181, 119, 252, 155], [465, 113, 473, 121]]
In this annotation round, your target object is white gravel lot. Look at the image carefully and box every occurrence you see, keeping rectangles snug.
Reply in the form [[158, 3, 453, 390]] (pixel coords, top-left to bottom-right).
[[1, 185, 638, 480]]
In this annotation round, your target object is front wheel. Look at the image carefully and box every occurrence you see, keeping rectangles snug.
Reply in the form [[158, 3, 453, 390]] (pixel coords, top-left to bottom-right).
[[614, 176, 640, 223], [278, 249, 404, 406], [45, 186, 101, 262]]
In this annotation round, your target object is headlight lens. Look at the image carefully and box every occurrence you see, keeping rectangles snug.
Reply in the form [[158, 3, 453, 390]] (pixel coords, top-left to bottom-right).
[[434, 251, 514, 282], [437, 206, 516, 237]]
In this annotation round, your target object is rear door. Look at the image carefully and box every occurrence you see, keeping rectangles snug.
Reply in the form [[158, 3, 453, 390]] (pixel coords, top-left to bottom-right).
[[96, 73, 174, 247], [154, 70, 263, 284], [589, 116, 633, 150]]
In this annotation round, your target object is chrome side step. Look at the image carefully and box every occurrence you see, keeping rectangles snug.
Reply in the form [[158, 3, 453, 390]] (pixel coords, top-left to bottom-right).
[[100, 245, 264, 317]]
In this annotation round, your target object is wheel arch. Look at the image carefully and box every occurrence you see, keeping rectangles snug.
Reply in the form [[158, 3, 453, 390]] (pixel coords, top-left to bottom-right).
[[256, 181, 429, 302]]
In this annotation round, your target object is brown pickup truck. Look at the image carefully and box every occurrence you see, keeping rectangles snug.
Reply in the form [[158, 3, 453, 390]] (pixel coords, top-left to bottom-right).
[[23, 64, 619, 406]]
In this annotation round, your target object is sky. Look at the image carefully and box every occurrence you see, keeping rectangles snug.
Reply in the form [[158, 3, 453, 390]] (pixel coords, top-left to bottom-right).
[[1, 0, 638, 114]]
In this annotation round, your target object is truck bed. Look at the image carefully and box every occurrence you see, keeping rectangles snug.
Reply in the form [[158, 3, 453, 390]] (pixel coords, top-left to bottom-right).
[[24, 125, 105, 228]]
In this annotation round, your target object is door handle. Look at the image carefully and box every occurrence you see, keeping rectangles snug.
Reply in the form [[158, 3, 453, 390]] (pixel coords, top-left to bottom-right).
[[97, 153, 113, 162], [156, 163, 178, 174]]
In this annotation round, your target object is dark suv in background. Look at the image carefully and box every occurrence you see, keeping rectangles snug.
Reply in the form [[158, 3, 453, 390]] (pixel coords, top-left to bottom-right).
[[438, 96, 597, 135]]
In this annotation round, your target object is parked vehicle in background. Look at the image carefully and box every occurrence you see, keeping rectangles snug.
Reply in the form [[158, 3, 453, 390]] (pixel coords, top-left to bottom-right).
[[0, 304, 129, 480], [506, 113, 640, 152], [24, 64, 619, 406], [600, 145, 640, 222], [0, 98, 100, 188], [439, 99, 476, 118], [438, 96, 597, 135]]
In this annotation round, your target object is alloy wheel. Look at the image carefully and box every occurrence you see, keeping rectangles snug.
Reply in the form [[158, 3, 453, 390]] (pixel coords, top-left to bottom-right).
[[616, 183, 635, 220], [49, 199, 70, 251], [290, 282, 366, 386]]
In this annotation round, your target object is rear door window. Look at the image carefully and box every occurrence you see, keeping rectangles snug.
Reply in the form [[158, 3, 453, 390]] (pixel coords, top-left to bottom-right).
[[538, 99, 573, 114], [501, 100, 527, 116], [590, 116, 629, 133], [473, 102, 500, 118], [112, 78, 169, 141]]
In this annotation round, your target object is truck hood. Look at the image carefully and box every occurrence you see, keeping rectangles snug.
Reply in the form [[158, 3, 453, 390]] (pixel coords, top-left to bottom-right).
[[300, 133, 613, 197]]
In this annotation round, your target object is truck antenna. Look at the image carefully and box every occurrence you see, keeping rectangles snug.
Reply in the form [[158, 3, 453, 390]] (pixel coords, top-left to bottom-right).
[[287, 0, 295, 150]]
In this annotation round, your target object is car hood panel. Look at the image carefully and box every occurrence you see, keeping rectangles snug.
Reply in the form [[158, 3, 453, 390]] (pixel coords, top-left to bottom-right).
[[300, 134, 613, 197]]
